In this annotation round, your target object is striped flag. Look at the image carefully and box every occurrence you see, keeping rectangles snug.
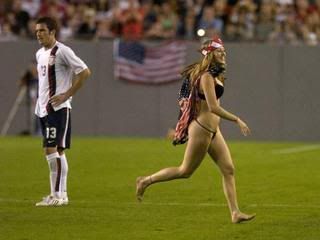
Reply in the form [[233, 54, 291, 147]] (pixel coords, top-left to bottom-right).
[[113, 39, 187, 84]]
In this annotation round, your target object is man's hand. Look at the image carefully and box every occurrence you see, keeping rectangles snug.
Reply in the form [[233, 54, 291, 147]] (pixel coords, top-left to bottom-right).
[[49, 93, 69, 107], [49, 68, 91, 108]]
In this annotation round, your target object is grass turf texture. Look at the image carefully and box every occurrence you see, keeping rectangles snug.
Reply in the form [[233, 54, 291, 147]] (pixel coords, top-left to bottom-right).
[[0, 137, 320, 240]]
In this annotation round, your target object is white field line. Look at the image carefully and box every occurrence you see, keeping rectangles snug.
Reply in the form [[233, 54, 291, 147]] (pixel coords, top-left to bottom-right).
[[1, 198, 320, 209], [272, 144, 320, 154]]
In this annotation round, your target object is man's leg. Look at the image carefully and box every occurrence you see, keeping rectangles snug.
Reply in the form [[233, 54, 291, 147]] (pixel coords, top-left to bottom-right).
[[59, 150, 69, 204], [36, 147, 64, 206]]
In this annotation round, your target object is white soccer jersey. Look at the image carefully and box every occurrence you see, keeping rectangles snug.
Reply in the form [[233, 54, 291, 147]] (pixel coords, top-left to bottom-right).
[[35, 41, 88, 117]]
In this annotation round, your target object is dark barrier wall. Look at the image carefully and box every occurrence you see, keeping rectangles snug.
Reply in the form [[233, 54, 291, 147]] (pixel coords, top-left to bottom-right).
[[1, 40, 320, 141]]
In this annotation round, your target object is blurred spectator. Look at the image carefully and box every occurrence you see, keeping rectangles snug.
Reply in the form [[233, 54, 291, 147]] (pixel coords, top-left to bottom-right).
[[21, 0, 40, 18], [300, 11, 320, 45], [0, 21, 18, 41], [144, 18, 163, 38], [269, 13, 299, 45], [141, 0, 158, 34], [224, 0, 257, 41], [38, 0, 66, 19], [255, 0, 275, 42], [198, 5, 224, 37], [0, 1, 5, 17], [213, 0, 229, 25], [118, 0, 143, 40], [184, 7, 197, 39], [295, 0, 310, 25], [95, 18, 114, 39], [192, 0, 207, 30], [59, 19, 74, 41], [157, 2, 178, 38], [145, 2, 178, 39], [26, 18, 37, 39], [76, 4, 96, 39], [310, 0, 320, 14], [0, 0, 318, 45], [95, 0, 111, 21], [103, 1, 123, 36], [10, 0, 30, 36]]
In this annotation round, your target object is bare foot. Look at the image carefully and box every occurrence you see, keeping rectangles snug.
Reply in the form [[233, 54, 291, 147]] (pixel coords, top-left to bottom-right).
[[136, 176, 149, 202], [232, 211, 256, 223]]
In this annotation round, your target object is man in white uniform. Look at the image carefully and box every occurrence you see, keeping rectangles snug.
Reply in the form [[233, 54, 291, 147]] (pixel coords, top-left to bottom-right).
[[34, 17, 91, 206]]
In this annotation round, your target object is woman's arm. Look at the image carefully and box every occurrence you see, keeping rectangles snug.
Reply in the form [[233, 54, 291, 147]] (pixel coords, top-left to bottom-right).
[[200, 72, 250, 136]]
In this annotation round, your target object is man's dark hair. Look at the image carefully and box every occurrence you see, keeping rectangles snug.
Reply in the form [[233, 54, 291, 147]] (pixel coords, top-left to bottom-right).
[[36, 17, 58, 33]]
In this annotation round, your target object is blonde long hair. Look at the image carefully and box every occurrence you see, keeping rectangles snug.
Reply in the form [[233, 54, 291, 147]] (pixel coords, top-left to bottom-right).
[[181, 40, 225, 86]]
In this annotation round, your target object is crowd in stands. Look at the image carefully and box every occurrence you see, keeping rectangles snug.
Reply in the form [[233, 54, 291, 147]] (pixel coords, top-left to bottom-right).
[[0, 0, 320, 45]]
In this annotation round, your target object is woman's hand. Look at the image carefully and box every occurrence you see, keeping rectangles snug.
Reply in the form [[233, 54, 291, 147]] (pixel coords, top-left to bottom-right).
[[236, 118, 251, 136]]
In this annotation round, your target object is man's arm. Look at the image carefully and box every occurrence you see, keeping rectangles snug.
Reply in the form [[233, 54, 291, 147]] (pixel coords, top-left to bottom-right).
[[50, 68, 91, 107]]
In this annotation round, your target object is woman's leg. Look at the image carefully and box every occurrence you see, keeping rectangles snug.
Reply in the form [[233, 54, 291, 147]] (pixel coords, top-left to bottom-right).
[[207, 129, 255, 223], [136, 121, 212, 201]]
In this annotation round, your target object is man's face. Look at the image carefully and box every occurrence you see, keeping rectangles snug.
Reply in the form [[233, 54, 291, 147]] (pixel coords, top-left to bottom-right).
[[35, 23, 55, 47]]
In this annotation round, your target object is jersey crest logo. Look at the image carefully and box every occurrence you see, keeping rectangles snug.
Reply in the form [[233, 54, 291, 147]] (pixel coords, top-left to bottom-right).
[[48, 55, 56, 66]]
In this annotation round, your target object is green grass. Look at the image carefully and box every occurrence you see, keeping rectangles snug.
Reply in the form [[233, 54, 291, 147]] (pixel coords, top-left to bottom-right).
[[1, 137, 320, 240]]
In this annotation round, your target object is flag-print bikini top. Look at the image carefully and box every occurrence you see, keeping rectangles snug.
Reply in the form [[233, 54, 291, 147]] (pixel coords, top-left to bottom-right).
[[178, 63, 225, 102], [198, 64, 225, 100], [198, 78, 224, 100]]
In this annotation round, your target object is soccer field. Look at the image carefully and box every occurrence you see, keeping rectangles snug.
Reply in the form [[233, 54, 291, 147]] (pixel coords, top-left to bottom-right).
[[0, 137, 319, 240]]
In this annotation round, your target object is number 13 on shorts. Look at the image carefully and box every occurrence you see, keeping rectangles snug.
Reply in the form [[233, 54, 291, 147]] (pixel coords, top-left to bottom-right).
[[46, 127, 57, 139]]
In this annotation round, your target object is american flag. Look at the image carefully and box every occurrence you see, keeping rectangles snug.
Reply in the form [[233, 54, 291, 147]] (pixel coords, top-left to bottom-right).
[[113, 39, 187, 84]]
